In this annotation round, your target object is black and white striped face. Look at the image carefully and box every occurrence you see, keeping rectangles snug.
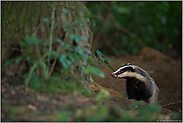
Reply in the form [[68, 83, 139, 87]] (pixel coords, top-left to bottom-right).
[[111, 63, 135, 79], [111, 63, 150, 83]]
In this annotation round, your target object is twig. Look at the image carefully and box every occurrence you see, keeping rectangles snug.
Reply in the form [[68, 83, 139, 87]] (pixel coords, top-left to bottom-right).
[[2, 48, 22, 52], [48, 57, 57, 77], [170, 95, 175, 101], [162, 101, 182, 107], [110, 17, 133, 35], [92, 2, 114, 53], [104, 34, 120, 57], [162, 107, 172, 114], [109, 82, 114, 89]]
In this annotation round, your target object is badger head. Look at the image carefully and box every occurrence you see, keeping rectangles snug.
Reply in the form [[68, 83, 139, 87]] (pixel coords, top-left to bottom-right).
[[111, 63, 148, 82]]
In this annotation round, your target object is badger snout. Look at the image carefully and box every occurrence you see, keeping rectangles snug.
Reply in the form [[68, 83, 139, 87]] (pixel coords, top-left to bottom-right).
[[111, 72, 117, 78]]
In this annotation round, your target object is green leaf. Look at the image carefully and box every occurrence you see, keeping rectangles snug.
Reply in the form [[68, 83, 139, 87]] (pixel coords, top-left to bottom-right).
[[68, 55, 75, 62], [59, 54, 71, 68], [70, 34, 82, 43], [59, 109, 71, 121], [149, 103, 162, 114], [26, 56, 30, 61], [96, 50, 104, 64], [29, 36, 41, 44], [97, 56, 103, 64], [84, 48, 91, 54], [47, 2, 55, 8], [65, 59, 71, 66], [56, 39, 64, 45], [80, 22, 85, 27], [93, 54, 97, 59], [5, 59, 14, 67], [95, 89, 110, 102], [50, 50, 57, 58], [99, 55, 105, 62], [96, 50, 103, 57], [106, 58, 114, 63], [39, 62, 48, 79], [29, 78, 42, 90], [56, 39, 71, 50], [10, 107, 17, 114], [104, 60, 115, 72], [19, 41, 27, 47], [87, 57, 95, 64], [86, 115, 103, 122], [43, 18, 48, 22], [63, 43, 71, 50], [82, 36, 87, 41], [28, 49, 33, 53], [25, 34, 30, 42], [62, 8, 70, 15], [84, 66, 105, 78], [15, 57, 22, 63]]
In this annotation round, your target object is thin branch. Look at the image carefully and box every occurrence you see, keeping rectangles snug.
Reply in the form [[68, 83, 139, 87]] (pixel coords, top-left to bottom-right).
[[32, 20, 43, 59], [162, 100, 182, 107], [48, 57, 57, 77], [109, 82, 114, 89], [110, 16, 143, 42], [48, 6, 56, 67], [111, 17, 132, 35], [162, 108, 172, 114], [2, 48, 22, 52], [104, 34, 121, 57]]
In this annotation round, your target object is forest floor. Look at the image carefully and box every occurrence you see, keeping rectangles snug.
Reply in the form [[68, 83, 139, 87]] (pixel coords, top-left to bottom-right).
[[1, 47, 182, 121]]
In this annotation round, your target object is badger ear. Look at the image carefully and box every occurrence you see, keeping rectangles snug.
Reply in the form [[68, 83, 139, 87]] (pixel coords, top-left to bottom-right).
[[127, 64, 136, 71], [131, 65, 135, 70], [126, 63, 131, 66]]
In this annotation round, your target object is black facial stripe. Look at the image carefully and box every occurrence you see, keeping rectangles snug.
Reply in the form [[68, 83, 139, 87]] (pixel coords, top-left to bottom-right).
[[115, 66, 134, 76]]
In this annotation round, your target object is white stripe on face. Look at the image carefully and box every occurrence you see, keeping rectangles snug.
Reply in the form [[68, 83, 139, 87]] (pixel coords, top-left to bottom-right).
[[114, 66, 130, 74], [117, 71, 128, 78]]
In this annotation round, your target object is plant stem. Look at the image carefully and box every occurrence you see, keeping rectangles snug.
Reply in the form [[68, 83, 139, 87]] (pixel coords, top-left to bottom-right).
[[32, 21, 42, 59], [25, 53, 47, 91], [48, 6, 56, 67]]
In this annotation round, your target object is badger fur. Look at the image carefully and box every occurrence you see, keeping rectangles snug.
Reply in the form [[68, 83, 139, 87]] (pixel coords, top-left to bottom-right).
[[111, 63, 159, 103]]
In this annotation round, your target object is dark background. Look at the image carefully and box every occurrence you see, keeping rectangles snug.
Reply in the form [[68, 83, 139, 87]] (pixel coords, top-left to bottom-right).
[[85, 1, 182, 60]]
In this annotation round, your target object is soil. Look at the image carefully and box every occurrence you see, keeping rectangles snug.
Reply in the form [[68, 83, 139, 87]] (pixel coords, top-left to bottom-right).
[[1, 47, 182, 121]]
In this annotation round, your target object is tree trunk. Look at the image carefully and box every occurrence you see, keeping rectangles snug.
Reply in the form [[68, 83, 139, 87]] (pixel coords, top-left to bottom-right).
[[2, 1, 93, 89]]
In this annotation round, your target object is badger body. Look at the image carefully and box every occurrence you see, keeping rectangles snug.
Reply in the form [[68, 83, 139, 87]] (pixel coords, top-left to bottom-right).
[[111, 63, 158, 103]]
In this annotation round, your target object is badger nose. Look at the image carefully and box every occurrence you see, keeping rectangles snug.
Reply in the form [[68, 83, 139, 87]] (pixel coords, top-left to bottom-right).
[[111, 72, 116, 77]]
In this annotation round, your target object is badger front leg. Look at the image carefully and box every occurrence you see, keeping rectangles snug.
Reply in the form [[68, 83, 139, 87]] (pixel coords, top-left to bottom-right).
[[126, 82, 135, 99]]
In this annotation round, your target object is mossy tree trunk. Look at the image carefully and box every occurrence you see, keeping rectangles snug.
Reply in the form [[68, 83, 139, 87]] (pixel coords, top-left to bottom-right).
[[2, 2, 93, 89]]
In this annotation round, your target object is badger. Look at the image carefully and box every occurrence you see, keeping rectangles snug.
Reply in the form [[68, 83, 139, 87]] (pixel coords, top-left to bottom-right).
[[111, 63, 159, 103]]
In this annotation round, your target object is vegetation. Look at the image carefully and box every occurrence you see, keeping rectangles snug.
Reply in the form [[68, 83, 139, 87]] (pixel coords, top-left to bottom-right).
[[3, 1, 110, 97], [59, 99, 163, 122]]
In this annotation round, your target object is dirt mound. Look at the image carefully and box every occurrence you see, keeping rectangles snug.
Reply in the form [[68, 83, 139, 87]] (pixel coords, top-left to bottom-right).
[[90, 83, 137, 108], [93, 47, 182, 113]]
